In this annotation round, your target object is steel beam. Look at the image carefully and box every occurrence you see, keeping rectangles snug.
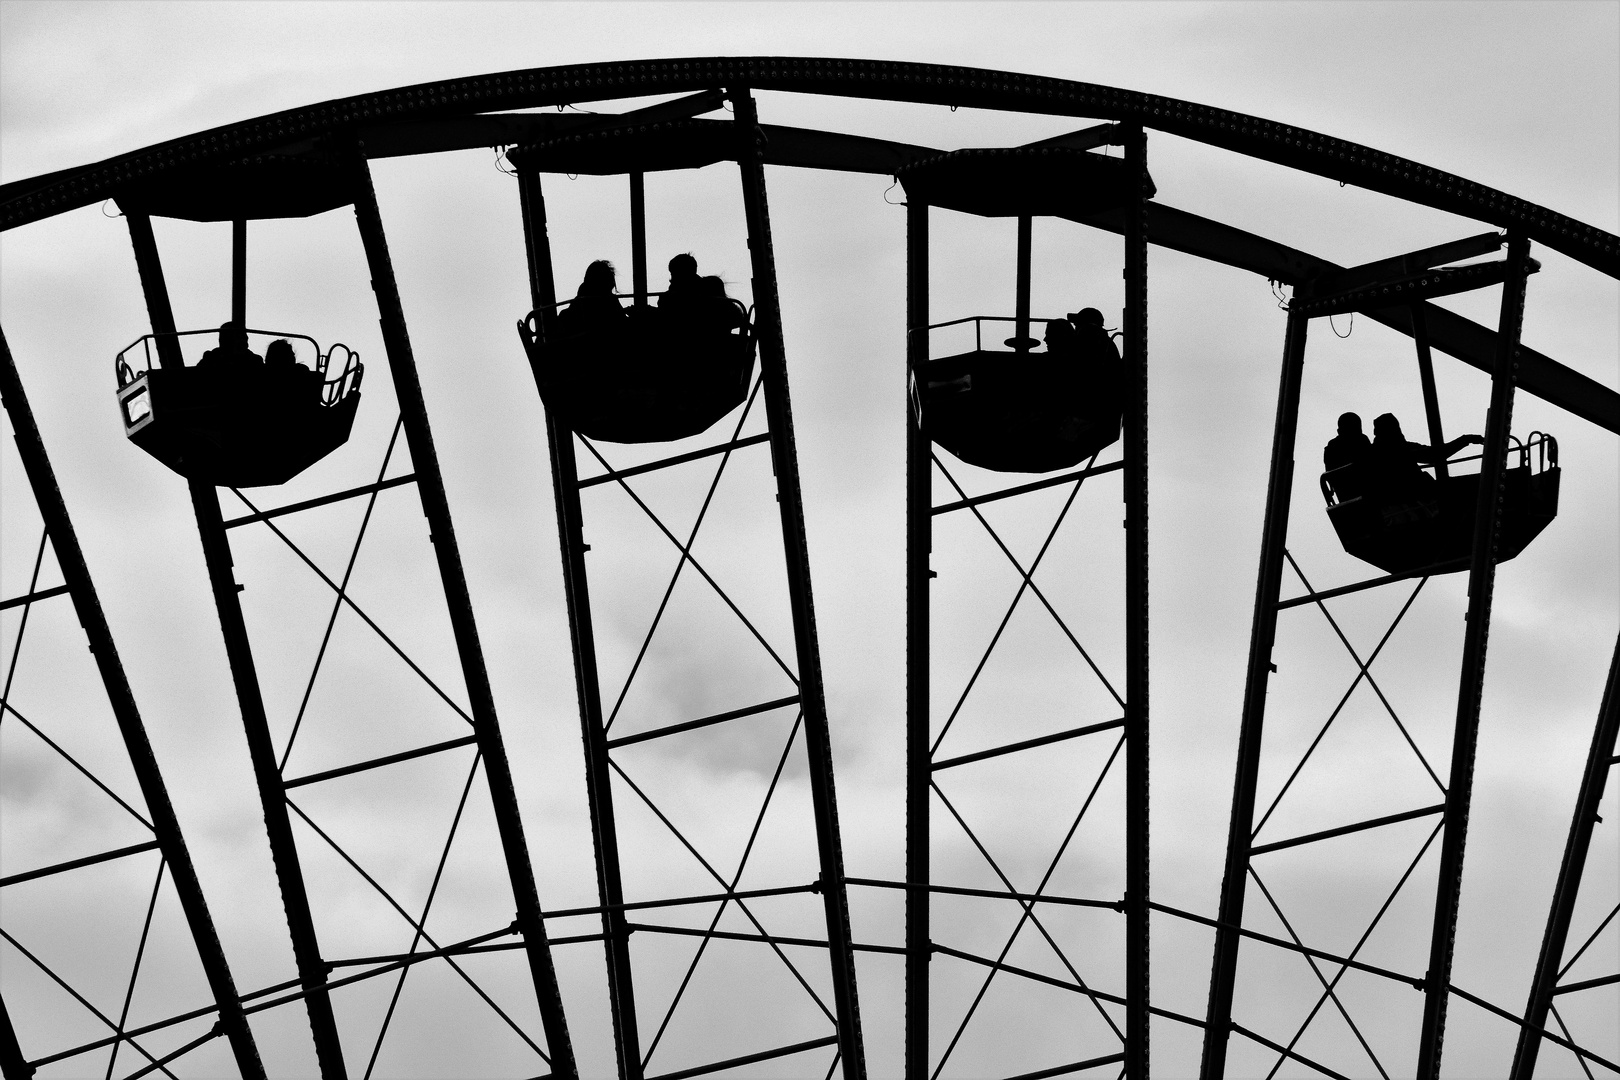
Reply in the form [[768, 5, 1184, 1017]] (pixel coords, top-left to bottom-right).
[[125, 212, 342, 1079], [1121, 123, 1152, 1080], [515, 166, 639, 1080], [904, 196, 930, 1080], [1200, 304, 1311, 1079], [1415, 234, 1533, 1079], [349, 154, 577, 1077], [1509, 631, 1620, 1078], [0, 995, 30, 1080], [1, 330, 262, 1076], [731, 85, 868, 1079]]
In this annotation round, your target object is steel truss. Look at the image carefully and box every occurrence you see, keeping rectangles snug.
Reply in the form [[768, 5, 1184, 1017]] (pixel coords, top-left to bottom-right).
[[0, 330, 264, 1080], [1199, 235, 1617, 1078], [899, 128, 1151, 1079], [512, 87, 866, 1080], [112, 151, 575, 1080]]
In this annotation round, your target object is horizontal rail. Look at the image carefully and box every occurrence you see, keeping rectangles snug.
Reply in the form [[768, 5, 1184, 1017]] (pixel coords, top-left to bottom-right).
[[1276, 560, 1466, 609], [933, 461, 1123, 515], [606, 694, 800, 750], [1444, 983, 1620, 1074], [223, 473, 417, 528], [0, 839, 160, 888], [1293, 259, 1528, 318], [329, 931, 606, 969], [932, 942, 1126, 1005], [1003, 1053, 1127, 1080], [0, 584, 69, 611], [1228, 1023, 1354, 1080], [932, 717, 1125, 772], [1250, 803, 1446, 856], [1148, 900, 1424, 989], [577, 432, 771, 489], [845, 876, 1123, 911], [282, 734, 478, 789], [626, 921, 906, 955], [542, 881, 821, 921], [1554, 971, 1620, 995], [645, 1035, 839, 1080]]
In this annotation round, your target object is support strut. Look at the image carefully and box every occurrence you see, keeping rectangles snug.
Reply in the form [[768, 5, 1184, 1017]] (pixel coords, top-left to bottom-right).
[[1415, 234, 1532, 1079], [516, 166, 643, 1080], [125, 212, 345, 1079], [904, 197, 930, 1080], [731, 84, 868, 1080], [349, 151, 578, 1078], [1200, 303, 1311, 1079]]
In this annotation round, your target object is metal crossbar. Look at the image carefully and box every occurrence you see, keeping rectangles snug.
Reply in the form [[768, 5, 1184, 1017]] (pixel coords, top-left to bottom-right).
[[606, 694, 799, 749], [931, 461, 1123, 516], [0, 839, 161, 888], [1249, 803, 1446, 856], [221, 472, 417, 529], [104, 859, 167, 1080], [846, 877, 1123, 912], [577, 432, 771, 489], [931, 717, 1125, 772], [0, 703, 152, 828], [0, 583, 68, 611], [282, 734, 478, 789]]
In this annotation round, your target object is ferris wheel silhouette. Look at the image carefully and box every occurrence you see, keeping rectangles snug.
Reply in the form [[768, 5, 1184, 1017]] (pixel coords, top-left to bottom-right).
[[1, 57, 1615, 1080]]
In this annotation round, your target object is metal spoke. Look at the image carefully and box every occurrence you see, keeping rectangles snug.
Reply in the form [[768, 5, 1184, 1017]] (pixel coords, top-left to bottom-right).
[[934, 455, 1124, 713], [362, 749, 483, 1080], [104, 858, 167, 1080], [228, 489, 475, 728], [258, 415, 405, 771], [284, 796, 550, 1064], [607, 757, 837, 1023], [1548, 1004, 1598, 1080], [596, 375, 766, 735], [641, 710, 805, 1068], [1557, 899, 1620, 980], [577, 435, 799, 685], [1256, 818, 1445, 1078]]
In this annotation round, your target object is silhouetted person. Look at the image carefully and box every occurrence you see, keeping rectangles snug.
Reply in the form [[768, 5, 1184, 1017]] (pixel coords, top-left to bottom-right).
[[264, 338, 322, 405], [562, 260, 625, 333], [659, 253, 702, 314], [1043, 318, 1079, 359], [1368, 412, 1482, 501], [1068, 307, 1122, 411], [1323, 412, 1373, 500], [197, 321, 261, 373], [699, 274, 747, 331]]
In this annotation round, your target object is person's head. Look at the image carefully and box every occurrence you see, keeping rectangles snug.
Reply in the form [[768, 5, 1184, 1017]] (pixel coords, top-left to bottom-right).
[[1373, 412, 1403, 442], [1337, 411, 1363, 437], [219, 320, 247, 350], [1071, 307, 1105, 330], [700, 274, 727, 297], [266, 339, 296, 366], [668, 253, 699, 283], [581, 260, 617, 295], [1044, 319, 1075, 346]]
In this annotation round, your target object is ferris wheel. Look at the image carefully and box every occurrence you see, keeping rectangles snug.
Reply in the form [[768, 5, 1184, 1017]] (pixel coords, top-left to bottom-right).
[[1, 57, 1615, 1080]]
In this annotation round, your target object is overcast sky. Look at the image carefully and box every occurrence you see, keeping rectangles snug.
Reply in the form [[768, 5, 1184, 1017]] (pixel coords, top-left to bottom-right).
[[2, 4, 1617, 1078]]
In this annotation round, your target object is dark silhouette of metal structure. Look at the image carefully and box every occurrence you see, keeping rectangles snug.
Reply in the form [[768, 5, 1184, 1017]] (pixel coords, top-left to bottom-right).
[[1, 57, 1615, 1080]]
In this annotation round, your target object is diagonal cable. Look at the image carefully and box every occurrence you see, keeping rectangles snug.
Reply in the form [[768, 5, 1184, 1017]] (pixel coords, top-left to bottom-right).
[[284, 796, 550, 1064], [1557, 899, 1619, 980], [362, 749, 484, 1080], [0, 527, 48, 718], [1252, 568, 1436, 841], [262, 416, 406, 770], [2, 702, 152, 829], [930, 456, 1101, 755], [104, 859, 167, 1080], [935, 455, 1124, 711], [1256, 818, 1444, 1080], [1548, 1003, 1599, 1080], [228, 490, 474, 728], [1248, 868, 1389, 1080], [927, 741, 1127, 1078], [0, 926, 178, 1078], [577, 435, 798, 685], [607, 757, 836, 1023], [641, 710, 806, 1068], [596, 376, 767, 734]]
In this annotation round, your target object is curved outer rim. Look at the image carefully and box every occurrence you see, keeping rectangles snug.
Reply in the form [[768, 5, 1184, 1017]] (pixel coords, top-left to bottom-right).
[[0, 56, 1616, 279]]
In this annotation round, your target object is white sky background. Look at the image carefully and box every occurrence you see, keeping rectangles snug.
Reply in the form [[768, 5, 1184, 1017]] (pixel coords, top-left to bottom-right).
[[1, 3, 1617, 1078]]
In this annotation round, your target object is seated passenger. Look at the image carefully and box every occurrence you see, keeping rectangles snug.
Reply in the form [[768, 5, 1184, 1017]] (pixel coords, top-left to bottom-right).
[[700, 274, 747, 331], [1323, 411, 1373, 500], [1368, 412, 1482, 502], [560, 260, 625, 335], [197, 321, 262, 374], [658, 253, 703, 315], [265, 338, 322, 405], [1068, 307, 1122, 411], [1043, 318, 1079, 360]]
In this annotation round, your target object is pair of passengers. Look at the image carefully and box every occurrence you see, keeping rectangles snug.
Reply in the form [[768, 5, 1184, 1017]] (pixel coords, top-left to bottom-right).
[[198, 321, 321, 402], [562, 255, 744, 335], [1324, 411, 1483, 503]]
